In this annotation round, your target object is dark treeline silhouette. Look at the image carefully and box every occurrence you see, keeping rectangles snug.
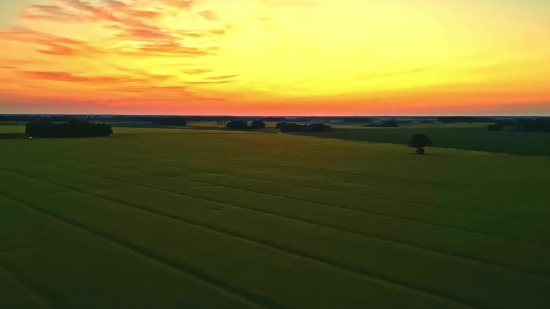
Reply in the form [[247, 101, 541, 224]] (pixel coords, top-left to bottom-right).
[[496, 120, 515, 127], [225, 120, 266, 130], [438, 116, 496, 123], [226, 120, 249, 130], [292, 118, 312, 122], [342, 117, 372, 123], [276, 122, 332, 132], [515, 118, 550, 132], [487, 118, 550, 132], [250, 120, 266, 129], [366, 120, 399, 127], [1, 115, 78, 123], [25, 120, 113, 138], [420, 120, 435, 124], [260, 117, 287, 122], [151, 117, 188, 126]]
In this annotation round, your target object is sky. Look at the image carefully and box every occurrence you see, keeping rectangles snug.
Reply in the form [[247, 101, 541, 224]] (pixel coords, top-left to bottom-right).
[[0, 0, 549, 116]]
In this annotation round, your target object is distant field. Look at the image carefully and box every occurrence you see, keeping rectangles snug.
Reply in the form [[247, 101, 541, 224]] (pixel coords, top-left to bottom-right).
[[1, 126, 550, 308], [292, 122, 550, 156]]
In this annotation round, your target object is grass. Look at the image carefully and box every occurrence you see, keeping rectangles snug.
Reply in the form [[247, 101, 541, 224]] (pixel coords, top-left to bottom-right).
[[0, 125, 550, 308]]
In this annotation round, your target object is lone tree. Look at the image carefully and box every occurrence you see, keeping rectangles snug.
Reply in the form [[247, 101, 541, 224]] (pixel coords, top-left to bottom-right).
[[407, 133, 432, 154]]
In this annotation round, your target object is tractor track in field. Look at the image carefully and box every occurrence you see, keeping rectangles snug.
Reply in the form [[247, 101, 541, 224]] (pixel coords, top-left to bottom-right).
[[3, 148, 548, 245], [0, 256, 60, 309], [0, 166, 481, 309], [0, 189, 280, 309], [1, 154, 550, 281], [6, 145, 550, 215]]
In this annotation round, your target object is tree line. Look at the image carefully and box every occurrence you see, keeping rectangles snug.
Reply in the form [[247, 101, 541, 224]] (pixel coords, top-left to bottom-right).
[[365, 120, 399, 127], [342, 117, 372, 123], [438, 116, 496, 123], [488, 118, 550, 132], [151, 117, 188, 126], [226, 120, 266, 130], [25, 120, 113, 138], [275, 122, 332, 132]]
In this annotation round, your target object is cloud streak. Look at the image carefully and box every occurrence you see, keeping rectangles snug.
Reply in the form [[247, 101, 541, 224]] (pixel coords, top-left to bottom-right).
[[0, 27, 100, 56], [20, 71, 128, 83]]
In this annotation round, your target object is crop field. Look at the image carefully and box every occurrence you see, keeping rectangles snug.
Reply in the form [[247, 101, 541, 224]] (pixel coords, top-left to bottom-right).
[[1, 126, 550, 308], [291, 122, 550, 156]]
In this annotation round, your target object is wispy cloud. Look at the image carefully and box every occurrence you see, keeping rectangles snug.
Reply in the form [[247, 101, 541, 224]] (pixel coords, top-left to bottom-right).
[[185, 80, 236, 84], [184, 68, 214, 74], [20, 71, 128, 83], [198, 10, 219, 21], [205, 74, 240, 80], [0, 27, 100, 56]]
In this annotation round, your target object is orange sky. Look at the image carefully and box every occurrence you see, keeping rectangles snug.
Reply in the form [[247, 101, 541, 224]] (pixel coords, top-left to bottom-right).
[[1, 0, 549, 115]]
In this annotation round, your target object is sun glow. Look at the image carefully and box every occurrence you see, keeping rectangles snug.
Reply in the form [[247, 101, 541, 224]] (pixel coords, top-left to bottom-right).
[[0, 0, 549, 115]]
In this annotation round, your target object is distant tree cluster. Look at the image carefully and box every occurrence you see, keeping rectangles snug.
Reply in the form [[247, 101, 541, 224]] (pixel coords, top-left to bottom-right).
[[226, 120, 250, 130], [487, 118, 550, 132], [225, 120, 266, 130], [515, 118, 550, 132], [487, 124, 503, 131], [276, 122, 332, 132], [151, 117, 188, 126], [0, 115, 77, 123], [260, 117, 287, 122], [420, 120, 435, 124], [25, 120, 113, 138], [437, 116, 496, 123], [292, 118, 312, 122], [495, 120, 515, 127], [342, 117, 372, 123], [366, 120, 399, 128], [250, 120, 266, 129]]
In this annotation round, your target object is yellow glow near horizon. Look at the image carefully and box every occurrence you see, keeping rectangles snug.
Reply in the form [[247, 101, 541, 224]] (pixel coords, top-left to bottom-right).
[[0, 0, 549, 115]]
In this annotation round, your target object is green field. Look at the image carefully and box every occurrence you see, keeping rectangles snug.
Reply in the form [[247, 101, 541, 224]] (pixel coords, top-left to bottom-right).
[[1, 125, 550, 308], [290, 122, 550, 156]]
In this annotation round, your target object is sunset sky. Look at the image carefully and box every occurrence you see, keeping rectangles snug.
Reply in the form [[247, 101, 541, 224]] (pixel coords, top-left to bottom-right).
[[1, 0, 549, 115]]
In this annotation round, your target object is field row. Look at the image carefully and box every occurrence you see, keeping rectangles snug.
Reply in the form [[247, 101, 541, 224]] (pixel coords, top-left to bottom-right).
[[0, 149, 549, 308], [3, 146, 549, 240], [0, 170, 472, 309]]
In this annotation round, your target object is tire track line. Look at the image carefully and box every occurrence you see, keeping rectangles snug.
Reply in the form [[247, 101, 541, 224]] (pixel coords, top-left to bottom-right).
[[18, 149, 550, 235], [0, 257, 59, 309], [119, 153, 550, 220], [0, 189, 277, 309], [1, 154, 548, 279], [3, 151, 547, 248], [92, 137, 550, 180], [12, 145, 550, 210], [0, 167, 480, 309]]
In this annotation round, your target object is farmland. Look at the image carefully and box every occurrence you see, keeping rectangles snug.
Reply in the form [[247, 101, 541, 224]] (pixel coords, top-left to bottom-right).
[[289, 122, 550, 156], [1, 124, 550, 309]]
